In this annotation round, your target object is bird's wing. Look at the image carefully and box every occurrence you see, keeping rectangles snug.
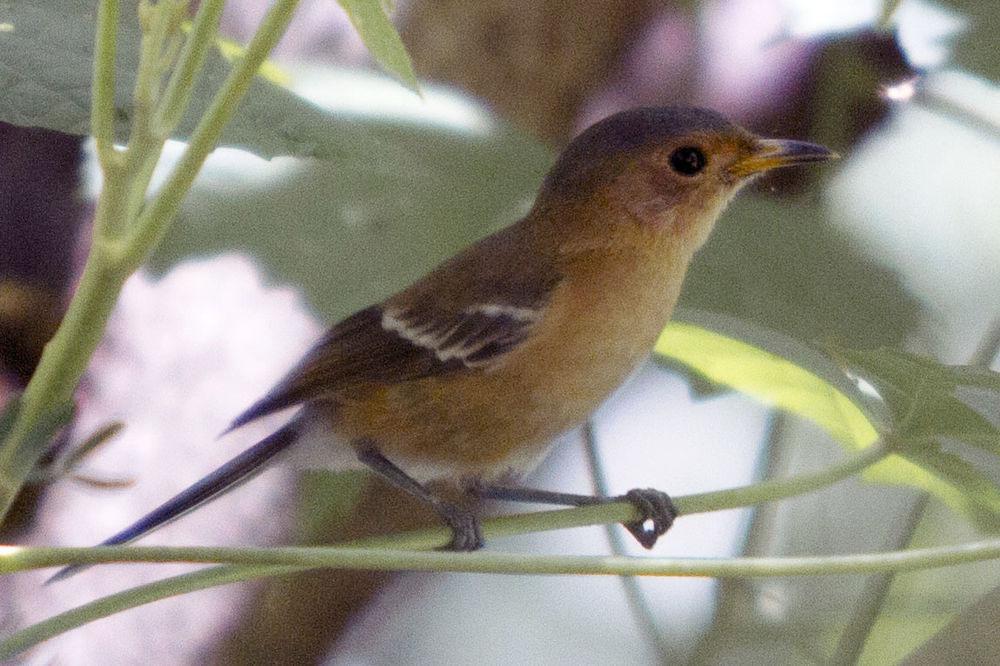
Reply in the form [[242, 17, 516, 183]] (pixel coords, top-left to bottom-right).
[[381, 299, 546, 368], [229, 301, 548, 430], [229, 222, 561, 431]]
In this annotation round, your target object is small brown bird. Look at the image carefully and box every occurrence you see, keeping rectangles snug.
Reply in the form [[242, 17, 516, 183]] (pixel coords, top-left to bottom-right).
[[52, 107, 834, 579]]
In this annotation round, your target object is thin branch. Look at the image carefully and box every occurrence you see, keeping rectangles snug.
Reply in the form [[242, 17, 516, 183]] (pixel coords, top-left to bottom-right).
[[0, 564, 300, 660], [677, 439, 890, 515], [90, 0, 122, 169], [4, 438, 895, 572], [3, 538, 1000, 659], [154, 0, 227, 135], [0, 437, 971, 658]]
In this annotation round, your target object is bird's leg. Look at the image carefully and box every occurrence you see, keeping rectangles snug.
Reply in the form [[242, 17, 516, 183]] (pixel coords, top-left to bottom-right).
[[468, 482, 676, 549], [356, 444, 483, 551]]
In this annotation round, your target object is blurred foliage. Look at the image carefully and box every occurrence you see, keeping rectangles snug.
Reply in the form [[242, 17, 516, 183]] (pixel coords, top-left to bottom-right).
[[834, 346, 1000, 531], [681, 196, 920, 349], [836, 347, 1000, 451], [656, 316, 879, 447], [0, 396, 20, 443], [0, 396, 74, 538], [858, 499, 1000, 664], [151, 116, 551, 319], [940, 0, 1000, 77], [294, 469, 368, 542], [0, 0, 411, 161]]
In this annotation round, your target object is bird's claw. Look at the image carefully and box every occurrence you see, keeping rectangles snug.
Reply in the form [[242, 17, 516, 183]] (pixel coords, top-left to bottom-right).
[[439, 505, 484, 552], [620, 488, 676, 549]]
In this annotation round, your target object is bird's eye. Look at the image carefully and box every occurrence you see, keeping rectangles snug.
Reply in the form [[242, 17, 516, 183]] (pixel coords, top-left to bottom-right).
[[669, 146, 707, 176]]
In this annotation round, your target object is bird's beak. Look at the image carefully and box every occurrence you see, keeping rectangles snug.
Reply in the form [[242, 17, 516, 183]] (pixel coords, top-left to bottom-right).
[[731, 139, 838, 178]]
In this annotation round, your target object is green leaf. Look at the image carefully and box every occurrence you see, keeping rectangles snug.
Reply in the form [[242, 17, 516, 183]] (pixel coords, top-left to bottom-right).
[[151, 93, 552, 318], [654, 320, 1000, 530], [0, 1, 405, 160], [336, 0, 419, 91], [0, 397, 22, 443], [905, 399, 1000, 456], [837, 347, 1000, 394], [60, 421, 125, 471], [655, 318, 880, 450], [833, 347, 1000, 455], [900, 443, 1000, 533]]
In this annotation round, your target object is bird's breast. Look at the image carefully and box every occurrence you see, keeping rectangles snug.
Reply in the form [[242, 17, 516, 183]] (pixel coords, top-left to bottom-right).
[[519, 247, 692, 415]]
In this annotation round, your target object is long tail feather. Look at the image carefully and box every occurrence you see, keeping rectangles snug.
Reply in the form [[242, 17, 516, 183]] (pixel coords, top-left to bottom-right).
[[47, 424, 299, 583]]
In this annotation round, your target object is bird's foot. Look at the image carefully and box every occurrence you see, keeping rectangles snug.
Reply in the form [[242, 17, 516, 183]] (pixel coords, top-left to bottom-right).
[[438, 504, 484, 551], [618, 488, 676, 549]]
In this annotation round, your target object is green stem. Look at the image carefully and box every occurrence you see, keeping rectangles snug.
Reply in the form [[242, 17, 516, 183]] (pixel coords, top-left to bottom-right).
[[120, 2, 173, 229], [0, 440, 931, 657], [341, 440, 892, 551], [0, 247, 129, 520], [90, 0, 122, 169], [123, 0, 302, 269], [6, 539, 999, 577], [3, 539, 999, 660], [0, 565, 298, 660], [0, 438, 893, 576], [677, 438, 890, 514], [154, 0, 227, 134]]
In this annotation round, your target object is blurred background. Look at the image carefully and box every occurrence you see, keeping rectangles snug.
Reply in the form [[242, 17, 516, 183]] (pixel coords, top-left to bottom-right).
[[1, 0, 998, 663]]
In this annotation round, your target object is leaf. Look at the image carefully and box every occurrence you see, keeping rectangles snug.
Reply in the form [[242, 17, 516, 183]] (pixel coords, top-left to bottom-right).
[[905, 399, 1000, 456], [0, 396, 22, 442], [654, 319, 1000, 530], [837, 347, 1000, 394], [833, 346, 1000, 456], [60, 420, 125, 470], [336, 0, 418, 91], [151, 84, 552, 319], [0, 0, 405, 160], [898, 442, 1000, 533], [655, 317, 880, 450]]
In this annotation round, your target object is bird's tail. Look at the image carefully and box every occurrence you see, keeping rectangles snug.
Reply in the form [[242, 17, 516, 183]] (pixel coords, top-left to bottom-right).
[[47, 423, 300, 584]]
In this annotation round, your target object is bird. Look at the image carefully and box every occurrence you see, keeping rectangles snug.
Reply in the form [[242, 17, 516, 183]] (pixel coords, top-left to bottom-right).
[[50, 106, 834, 581]]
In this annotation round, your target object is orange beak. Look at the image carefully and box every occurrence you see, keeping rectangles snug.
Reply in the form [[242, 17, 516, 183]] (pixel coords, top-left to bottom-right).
[[731, 138, 838, 178]]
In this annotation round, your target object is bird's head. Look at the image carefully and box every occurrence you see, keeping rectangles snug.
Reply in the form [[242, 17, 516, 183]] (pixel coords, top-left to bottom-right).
[[536, 107, 836, 254]]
